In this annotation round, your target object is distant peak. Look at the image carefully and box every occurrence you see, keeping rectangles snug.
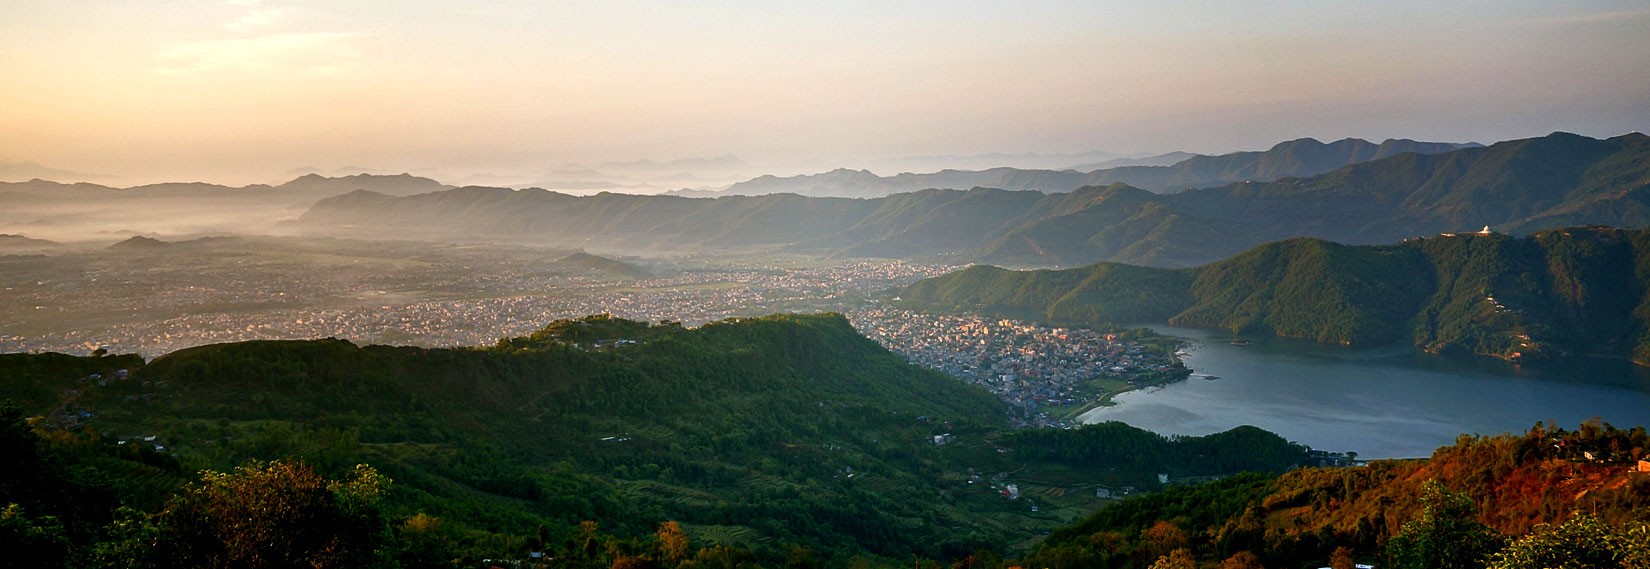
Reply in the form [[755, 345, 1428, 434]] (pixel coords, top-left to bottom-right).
[[1268, 137, 1327, 150], [107, 235, 171, 250], [1542, 131, 1589, 141]]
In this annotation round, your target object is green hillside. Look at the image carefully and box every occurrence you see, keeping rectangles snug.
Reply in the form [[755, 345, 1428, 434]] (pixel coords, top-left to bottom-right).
[[1, 314, 1312, 567], [904, 226, 1650, 364], [91, 314, 1012, 558]]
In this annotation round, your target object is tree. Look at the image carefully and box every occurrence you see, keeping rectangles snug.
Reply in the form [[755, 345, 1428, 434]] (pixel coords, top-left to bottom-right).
[[656, 521, 689, 566], [78, 506, 163, 569], [155, 460, 391, 569], [1148, 548, 1196, 569], [1219, 550, 1265, 569], [783, 546, 822, 569], [396, 513, 458, 569], [1141, 520, 1188, 559], [1624, 522, 1650, 569], [0, 503, 68, 569], [1329, 546, 1354, 569], [678, 545, 753, 569], [1384, 479, 1505, 569], [1487, 514, 1629, 569], [612, 556, 661, 569]]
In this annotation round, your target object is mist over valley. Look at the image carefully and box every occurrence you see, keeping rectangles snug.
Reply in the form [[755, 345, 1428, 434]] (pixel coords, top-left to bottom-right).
[[6, 3, 1650, 567]]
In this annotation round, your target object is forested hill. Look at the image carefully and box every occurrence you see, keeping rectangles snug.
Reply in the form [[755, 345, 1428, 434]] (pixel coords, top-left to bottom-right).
[[715, 137, 1475, 198], [903, 225, 1650, 365], [0, 313, 1315, 566], [296, 132, 1650, 268], [7, 337, 1646, 568], [1021, 421, 1650, 569]]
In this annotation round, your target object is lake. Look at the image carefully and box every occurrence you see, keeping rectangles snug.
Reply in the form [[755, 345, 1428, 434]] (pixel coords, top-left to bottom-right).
[[1079, 325, 1650, 458]]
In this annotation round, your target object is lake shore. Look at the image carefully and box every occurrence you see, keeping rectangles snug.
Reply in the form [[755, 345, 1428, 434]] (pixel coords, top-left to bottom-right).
[[1080, 324, 1650, 459]]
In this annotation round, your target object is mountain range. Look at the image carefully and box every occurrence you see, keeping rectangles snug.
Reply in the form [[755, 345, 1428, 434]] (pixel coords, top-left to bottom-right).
[[1064, 151, 1200, 171], [0, 172, 449, 200], [0, 173, 455, 242], [0, 160, 109, 183], [709, 138, 1477, 198], [297, 132, 1650, 268], [0, 233, 61, 253], [901, 225, 1650, 365]]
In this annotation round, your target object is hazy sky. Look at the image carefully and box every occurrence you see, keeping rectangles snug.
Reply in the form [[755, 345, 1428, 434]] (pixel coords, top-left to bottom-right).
[[4, 1, 1649, 184]]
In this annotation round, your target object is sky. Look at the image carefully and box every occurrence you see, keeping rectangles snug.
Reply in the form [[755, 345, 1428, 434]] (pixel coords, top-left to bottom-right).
[[3, 0, 1649, 185]]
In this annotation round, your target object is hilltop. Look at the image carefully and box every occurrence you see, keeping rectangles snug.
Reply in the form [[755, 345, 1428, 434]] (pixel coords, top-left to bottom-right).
[[106, 235, 172, 250], [555, 251, 654, 280], [903, 225, 1650, 365]]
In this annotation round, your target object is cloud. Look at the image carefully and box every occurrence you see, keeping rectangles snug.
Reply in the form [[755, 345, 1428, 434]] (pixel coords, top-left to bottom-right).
[[1492, 7, 1650, 30], [226, 7, 287, 33], [154, 32, 362, 76]]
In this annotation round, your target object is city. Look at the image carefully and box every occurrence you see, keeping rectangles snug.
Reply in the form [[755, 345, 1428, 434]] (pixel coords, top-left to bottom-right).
[[850, 307, 1186, 428], [0, 245, 956, 356], [2, 243, 1189, 427]]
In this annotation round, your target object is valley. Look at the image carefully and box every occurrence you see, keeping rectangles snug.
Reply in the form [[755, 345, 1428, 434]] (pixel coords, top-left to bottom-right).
[[10, 3, 1650, 566]]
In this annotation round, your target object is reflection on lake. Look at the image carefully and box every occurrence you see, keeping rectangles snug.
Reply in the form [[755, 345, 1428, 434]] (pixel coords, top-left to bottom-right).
[[1080, 325, 1650, 459]]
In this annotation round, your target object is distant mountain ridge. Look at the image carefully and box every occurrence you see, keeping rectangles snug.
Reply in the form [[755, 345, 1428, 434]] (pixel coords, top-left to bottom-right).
[[0, 160, 108, 183], [297, 132, 1650, 268], [1065, 151, 1200, 171], [902, 225, 1650, 365], [0, 172, 449, 199], [0, 233, 61, 252], [713, 137, 1478, 198]]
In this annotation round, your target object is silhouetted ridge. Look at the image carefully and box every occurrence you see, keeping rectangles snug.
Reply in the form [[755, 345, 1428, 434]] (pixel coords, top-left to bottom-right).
[[288, 132, 1650, 266]]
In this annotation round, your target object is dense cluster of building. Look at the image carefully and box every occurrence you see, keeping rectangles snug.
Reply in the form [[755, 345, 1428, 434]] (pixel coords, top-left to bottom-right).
[[850, 307, 1182, 427], [0, 258, 957, 357]]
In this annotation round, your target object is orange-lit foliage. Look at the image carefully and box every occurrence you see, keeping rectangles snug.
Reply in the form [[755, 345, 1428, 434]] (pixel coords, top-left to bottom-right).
[[1024, 421, 1650, 569]]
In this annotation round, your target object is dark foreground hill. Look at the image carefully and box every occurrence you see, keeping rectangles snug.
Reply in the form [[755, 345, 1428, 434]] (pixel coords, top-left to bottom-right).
[[7, 336, 1646, 568], [903, 226, 1650, 365], [0, 314, 1312, 567], [297, 132, 1650, 268]]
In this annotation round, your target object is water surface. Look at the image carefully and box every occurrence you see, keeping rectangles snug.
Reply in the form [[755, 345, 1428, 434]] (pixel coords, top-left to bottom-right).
[[1080, 325, 1650, 458]]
